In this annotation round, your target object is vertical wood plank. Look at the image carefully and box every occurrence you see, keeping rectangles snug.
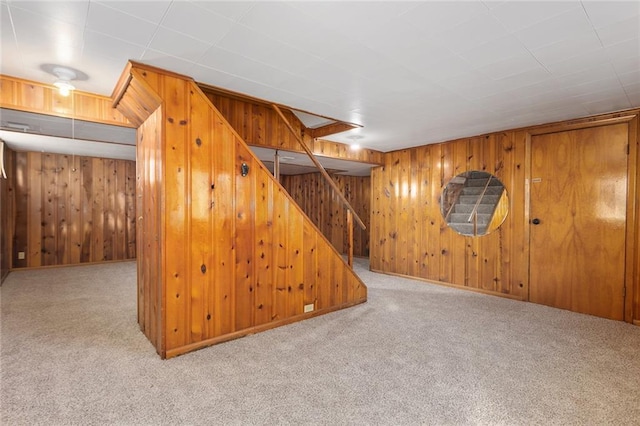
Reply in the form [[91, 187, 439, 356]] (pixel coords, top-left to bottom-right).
[[273, 189, 289, 320], [91, 157, 105, 262], [14, 152, 29, 268], [68, 155, 82, 264], [42, 154, 57, 266], [163, 76, 189, 350], [288, 211, 304, 317], [212, 114, 236, 336], [189, 92, 213, 343], [234, 143, 256, 331], [254, 172, 274, 326]]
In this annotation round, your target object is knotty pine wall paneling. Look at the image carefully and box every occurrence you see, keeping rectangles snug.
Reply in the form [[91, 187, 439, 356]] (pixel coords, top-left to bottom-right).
[[200, 86, 384, 166], [11, 151, 136, 269], [1, 145, 15, 282], [114, 62, 367, 358], [371, 109, 640, 325], [136, 107, 162, 350], [281, 173, 370, 257], [0, 75, 132, 127]]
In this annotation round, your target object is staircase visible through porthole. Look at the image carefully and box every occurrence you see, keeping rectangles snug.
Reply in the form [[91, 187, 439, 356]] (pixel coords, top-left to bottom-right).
[[445, 171, 505, 235]]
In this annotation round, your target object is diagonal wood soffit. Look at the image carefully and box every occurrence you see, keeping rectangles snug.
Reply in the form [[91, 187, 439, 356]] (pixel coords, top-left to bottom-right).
[[196, 81, 361, 138]]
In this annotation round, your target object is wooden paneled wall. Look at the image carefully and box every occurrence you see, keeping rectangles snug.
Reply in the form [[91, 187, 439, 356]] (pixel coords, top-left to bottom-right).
[[10, 151, 136, 268], [200, 86, 384, 165], [1, 75, 133, 127], [114, 62, 367, 358], [1, 144, 15, 283], [282, 173, 370, 257], [371, 109, 640, 324]]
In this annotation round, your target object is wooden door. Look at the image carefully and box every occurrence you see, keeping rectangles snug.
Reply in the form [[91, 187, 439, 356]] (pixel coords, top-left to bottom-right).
[[529, 124, 628, 320]]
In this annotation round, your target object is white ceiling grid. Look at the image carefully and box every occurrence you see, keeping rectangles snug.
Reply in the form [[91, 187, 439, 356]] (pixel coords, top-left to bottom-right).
[[0, 0, 638, 152]]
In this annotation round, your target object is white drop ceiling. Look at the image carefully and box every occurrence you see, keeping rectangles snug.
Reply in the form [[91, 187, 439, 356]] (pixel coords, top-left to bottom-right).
[[1, 0, 639, 154]]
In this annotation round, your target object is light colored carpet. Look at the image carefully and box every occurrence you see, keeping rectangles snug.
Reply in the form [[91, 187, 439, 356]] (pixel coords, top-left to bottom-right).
[[1, 259, 639, 426]]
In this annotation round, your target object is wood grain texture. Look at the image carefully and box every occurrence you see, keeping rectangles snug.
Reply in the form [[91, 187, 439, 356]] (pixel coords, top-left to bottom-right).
[[0, 75, 133, 127], [371, 110, 640, 324], [200, 86, 383, 166], [1, 145, 15, 283], [281, 173, 370, 258], [10, 151, 135, 269], [115, 62, 367, 358], [530, 124, 628, 320]]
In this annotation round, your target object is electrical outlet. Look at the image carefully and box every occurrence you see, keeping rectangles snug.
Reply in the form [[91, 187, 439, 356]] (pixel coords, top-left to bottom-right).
[[18, 251, 25, 260], [303, 303, 314, 313]]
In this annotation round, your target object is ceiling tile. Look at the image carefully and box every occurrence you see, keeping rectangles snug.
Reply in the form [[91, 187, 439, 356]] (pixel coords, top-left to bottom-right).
[[514, 7, 594, 51], [554, 63, 619, 87], [627, 91, 640, 106], [596, 16, 640, 47], [582, 97, 632, 115], [476, 55, 544, 80], [609, 55, 640, 76], [582, 1, 640, 28], [238, 2, 324, 47], [323, 44, 400, 82], [161, 2, 235, 44], [531, 30, 603, 67], [9, 1, 89, 26], [618, 70, 640, 87], [622, 80, 640, 95], [199, 46, 293, 88], [95, 1, 171, 24], [148, 27, 211, 62], [216, 25, 317, 75], [457, 80, 511, 101], [496, 67, 552, 91], [399, 1, 489, 37], [562, 76, 625, 98], [1, 2, 14, 40], [489, 1, 579, 33], [457, 35, 530, 69], [437, 71, 496, 95], [543, 48, 611, 76], [191, 1, 257, 22], [138, 52, 196, 77], [189, 64, 236, 88], [604, 38, 640, 61], [11, 7, 84, 49], [84, 30, 146, 62], [86, 2, 157, 46], [434, 13, 510, 54], [297, 60, 361, 93], [291, 1, 410, 34], [0, 42, 21, 77], [67, 53, 121, 95]]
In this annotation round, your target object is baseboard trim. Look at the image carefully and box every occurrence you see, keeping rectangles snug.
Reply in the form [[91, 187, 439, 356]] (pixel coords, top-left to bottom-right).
[[368, 268, 525, 301], [10, 258, 136, 272], [164, 298, 368, 359]]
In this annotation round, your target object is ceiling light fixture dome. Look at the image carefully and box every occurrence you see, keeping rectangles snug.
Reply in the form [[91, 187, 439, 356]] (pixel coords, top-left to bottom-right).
[[348, 135, 363, 151], [52, 66, 77, 96]]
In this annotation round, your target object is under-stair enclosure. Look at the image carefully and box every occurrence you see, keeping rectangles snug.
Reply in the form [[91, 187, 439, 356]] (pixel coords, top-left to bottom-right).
[[112, 62, 367, 358]]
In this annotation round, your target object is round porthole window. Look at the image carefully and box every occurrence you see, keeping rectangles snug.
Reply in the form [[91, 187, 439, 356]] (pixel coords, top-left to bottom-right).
[[440, 171, 508, 236]]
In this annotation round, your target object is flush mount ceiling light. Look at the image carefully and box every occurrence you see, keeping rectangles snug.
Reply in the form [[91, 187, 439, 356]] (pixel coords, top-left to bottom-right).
[[347, 135, 363, 151], [41, 64, 88, 97], [52, 66, 77, 97]]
